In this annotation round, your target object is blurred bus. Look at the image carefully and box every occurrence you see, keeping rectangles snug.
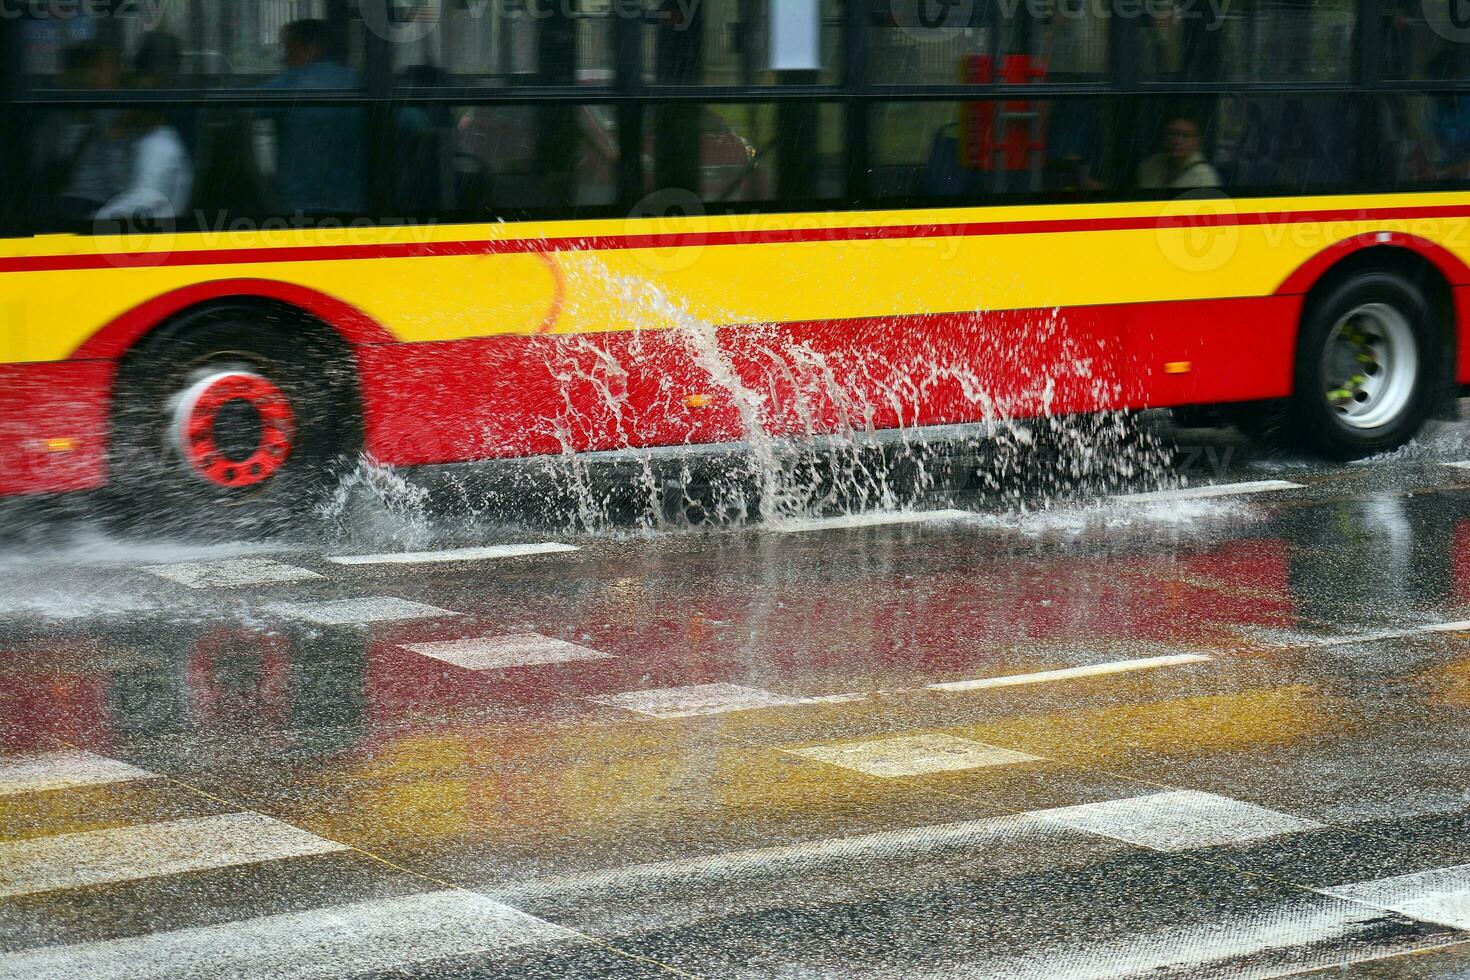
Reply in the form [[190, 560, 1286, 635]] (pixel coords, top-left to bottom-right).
[[2, 0, 1469, 525]]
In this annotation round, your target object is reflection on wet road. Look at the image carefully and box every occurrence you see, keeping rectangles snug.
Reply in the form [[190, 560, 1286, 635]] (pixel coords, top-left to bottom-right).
[[7, 434, 1470, 977]]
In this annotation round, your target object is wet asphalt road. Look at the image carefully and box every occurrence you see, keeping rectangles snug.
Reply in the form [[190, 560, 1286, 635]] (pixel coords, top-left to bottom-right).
[[6, 419, 1470, 978]]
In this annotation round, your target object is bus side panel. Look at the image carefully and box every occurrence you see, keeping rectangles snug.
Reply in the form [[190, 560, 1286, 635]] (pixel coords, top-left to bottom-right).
[[1125, 294, 1301, 409], [357, 304, 1135, 467], [1457, 287, 1470, 385], [0, 361, 112, 496]]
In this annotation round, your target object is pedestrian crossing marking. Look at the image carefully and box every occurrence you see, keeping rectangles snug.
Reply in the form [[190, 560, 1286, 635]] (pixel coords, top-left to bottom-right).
[[769, 509, 971, 533], [786, 734, 1040, 777], [1327, 864, 1470, 931], [265, 597, 457, 626], [0, 890, 574, 980], [403, 633, 613, 670], [0, 750, 156, 797], [590, 682, 809, 718], [929, 654, 1212, 693], [1031, 790, 1322, 851], [1113, 479, 1303, 503], [143, 558, 323, 589], [0, 812, 348, 899], [326, 543, 579, 566]]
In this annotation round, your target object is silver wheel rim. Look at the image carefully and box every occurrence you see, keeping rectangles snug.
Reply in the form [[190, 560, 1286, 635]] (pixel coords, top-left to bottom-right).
[[1321, 302, 1418, 430]]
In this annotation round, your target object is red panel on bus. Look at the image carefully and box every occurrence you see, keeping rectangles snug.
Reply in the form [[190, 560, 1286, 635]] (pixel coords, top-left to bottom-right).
[[0, 361, 112, 496]]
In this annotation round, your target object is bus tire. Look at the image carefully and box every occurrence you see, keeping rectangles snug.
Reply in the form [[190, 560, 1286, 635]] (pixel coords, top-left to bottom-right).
[[1287, 270, 1438, 460], [109, 307, 359, 536]]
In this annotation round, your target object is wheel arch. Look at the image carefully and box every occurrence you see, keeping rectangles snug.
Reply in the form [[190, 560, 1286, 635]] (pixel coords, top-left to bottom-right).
[[1281, 238, 1463, 416], [104, 282, 375, 475], [74, 278, 395, 362]]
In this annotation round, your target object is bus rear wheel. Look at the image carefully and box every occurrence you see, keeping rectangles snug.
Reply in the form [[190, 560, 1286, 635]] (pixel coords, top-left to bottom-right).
[[110, 309, 358, 536], [1287, 270, 1438, 460]]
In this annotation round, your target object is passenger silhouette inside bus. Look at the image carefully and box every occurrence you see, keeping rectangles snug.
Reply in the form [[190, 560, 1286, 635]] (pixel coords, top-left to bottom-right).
[[39, 40, 129, 224], [1137, 116, 1221, 190], [97, 31, 194, 224], [261, 19, 365, 216]]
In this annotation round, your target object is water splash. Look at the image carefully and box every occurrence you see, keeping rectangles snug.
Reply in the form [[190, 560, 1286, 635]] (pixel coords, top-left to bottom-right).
[[325, 261, 1175, 535]]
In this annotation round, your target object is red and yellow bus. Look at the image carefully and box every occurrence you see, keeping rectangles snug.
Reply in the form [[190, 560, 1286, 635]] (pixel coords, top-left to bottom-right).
[[2, 0, 1469, 523]]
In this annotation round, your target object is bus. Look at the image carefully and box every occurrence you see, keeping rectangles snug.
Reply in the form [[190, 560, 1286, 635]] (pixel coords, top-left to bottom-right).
[[2, 0, 1468, 525]]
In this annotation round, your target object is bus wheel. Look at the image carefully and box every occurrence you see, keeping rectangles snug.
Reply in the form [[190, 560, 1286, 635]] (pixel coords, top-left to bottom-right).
[[1288, 270, 1437, 460], [110, 310, 358, 535]]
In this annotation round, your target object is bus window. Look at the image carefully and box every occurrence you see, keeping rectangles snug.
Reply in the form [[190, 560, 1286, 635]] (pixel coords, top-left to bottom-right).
[[644, 102, 846, 205], [421, 104, 620, 217], [872, 0, 1108, 85], [1140, 0, 1353, 83], [20, 0, 363, 89], [1212, 94, 1364, 193], [869, 98, 1119, 202], [390, 0, 614, 86], [643, 0, 841, 86]]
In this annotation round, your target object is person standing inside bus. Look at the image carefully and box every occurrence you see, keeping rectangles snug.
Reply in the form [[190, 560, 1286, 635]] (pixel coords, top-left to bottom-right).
[[261, 19, 365, 217], [40, 40, 130, 225], [1137, 116, 1222, 190], [95, 32, 194, 224]]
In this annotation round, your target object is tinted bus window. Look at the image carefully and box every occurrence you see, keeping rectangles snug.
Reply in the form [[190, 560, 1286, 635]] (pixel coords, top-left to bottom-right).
[[869, 98, 1121, 202], [645, 102, 845, 205], [1374, 93, 1470, 187], [871, 0, 1109, 84], [23, 99, 372, 232], [1139, 0, 1352, 82], [389, 1, 614, 85], [394, 103, 620, 217], [21, 1, 364, 89], [643, 0, 841, 86]]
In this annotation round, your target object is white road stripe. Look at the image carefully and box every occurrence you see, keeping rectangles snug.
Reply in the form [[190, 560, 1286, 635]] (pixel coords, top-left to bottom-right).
[[1255, 620, 1470, 649], [1113, 479, 1303, 503], [487, 811, 1084, 904], [929, 654, 1213, 693], [265, 597, 457, 626], [1326, 864, 1470, 930], [590, 682, 810, 718], [769, 509, 971, 533], [0, 750, 156, 797], [403, 633, 613, 671], [326, 543, 579, 566], [143, 558, 324, 589], [0, 812, 348, 898], [0, 890, 575, 980], [946, 897, 1445, 980], [786, 734, 1040, 777], [1031, 790, 1321, 851], [1443, 461, 1470, 470]]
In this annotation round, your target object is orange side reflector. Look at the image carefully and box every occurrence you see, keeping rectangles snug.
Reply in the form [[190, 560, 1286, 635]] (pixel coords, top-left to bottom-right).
[[44, 437, 79, 453], [684, 394, 713, 409], [1163, 361, 1193, 375]]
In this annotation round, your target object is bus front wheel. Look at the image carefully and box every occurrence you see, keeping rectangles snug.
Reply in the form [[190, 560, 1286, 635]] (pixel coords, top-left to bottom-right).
[[110, 308, 359, 535], [1288, 270, 1439, 460]]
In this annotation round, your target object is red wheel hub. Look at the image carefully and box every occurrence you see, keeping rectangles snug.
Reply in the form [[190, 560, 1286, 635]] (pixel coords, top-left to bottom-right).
[[172, 371, 295, 488]]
